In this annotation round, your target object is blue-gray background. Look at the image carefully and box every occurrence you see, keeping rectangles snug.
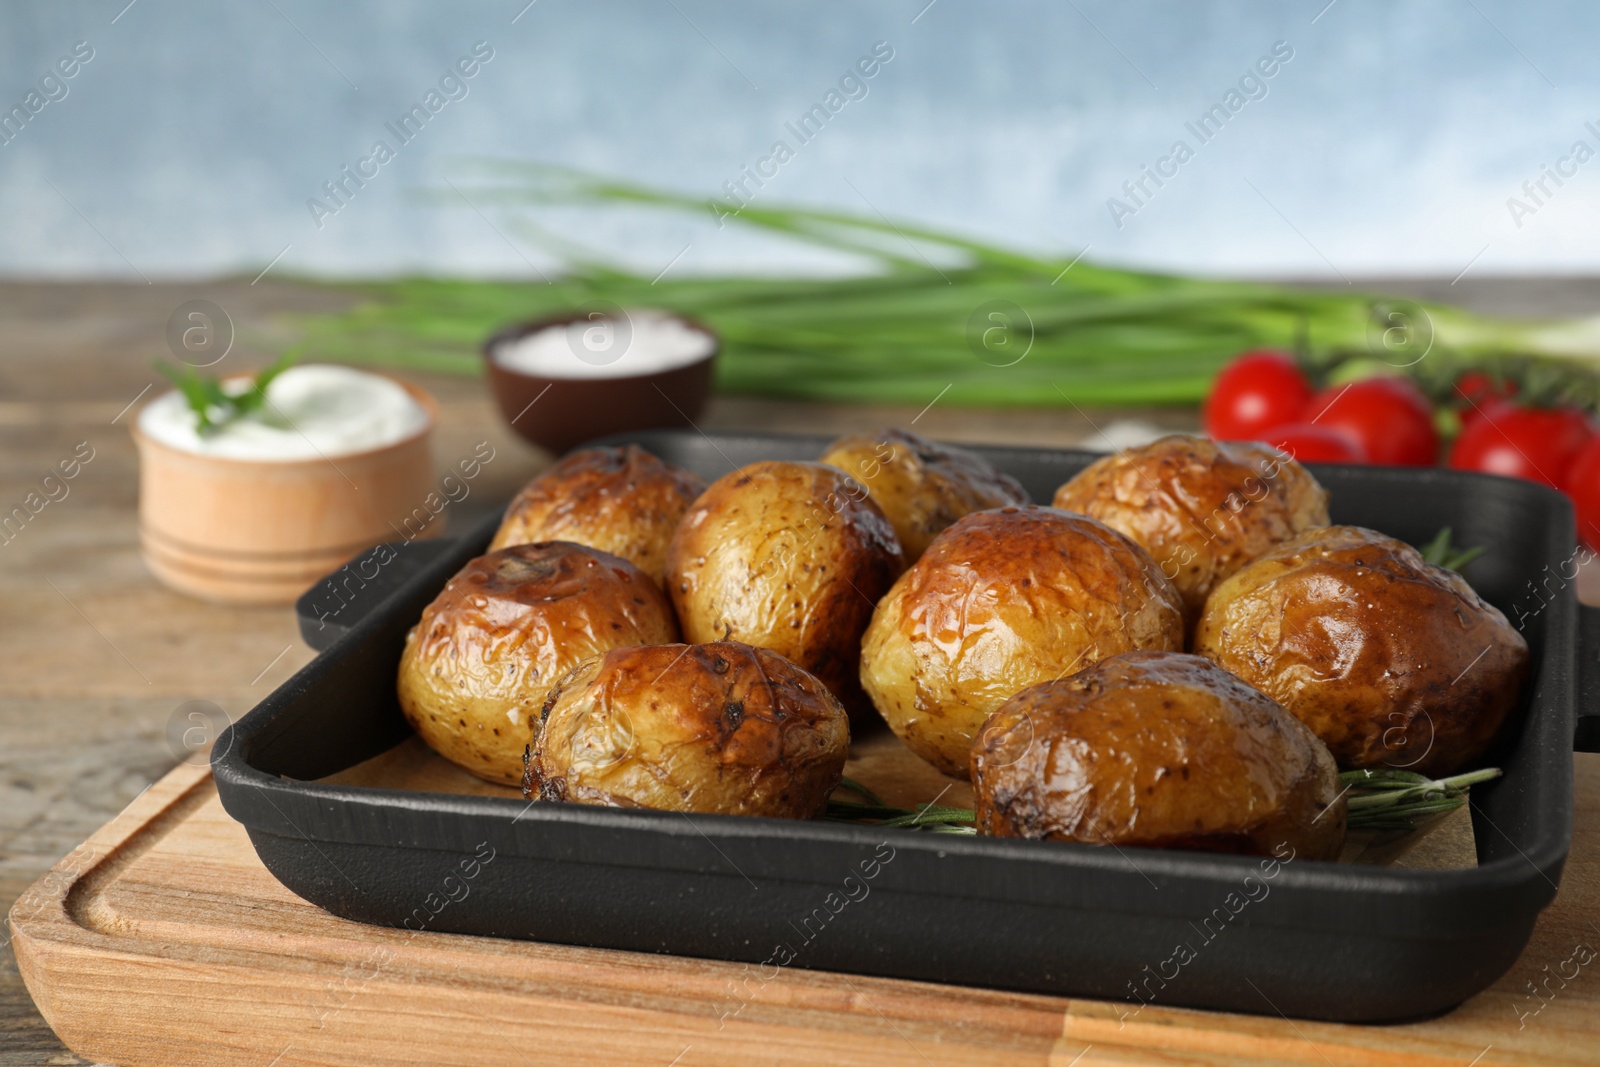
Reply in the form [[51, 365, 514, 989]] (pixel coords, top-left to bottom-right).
[[2, 0, 1596, 281]]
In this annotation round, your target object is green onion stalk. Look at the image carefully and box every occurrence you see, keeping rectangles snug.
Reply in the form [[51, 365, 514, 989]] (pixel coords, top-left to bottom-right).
[[280, 162, 1600, 410]]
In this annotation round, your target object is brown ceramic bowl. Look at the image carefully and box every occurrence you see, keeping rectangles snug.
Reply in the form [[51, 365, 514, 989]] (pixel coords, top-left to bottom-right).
[[484, 310, 718, 455]]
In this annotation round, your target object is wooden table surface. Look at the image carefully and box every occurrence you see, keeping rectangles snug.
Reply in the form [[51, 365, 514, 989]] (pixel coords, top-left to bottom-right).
[[0, 277, 1594, 1065]]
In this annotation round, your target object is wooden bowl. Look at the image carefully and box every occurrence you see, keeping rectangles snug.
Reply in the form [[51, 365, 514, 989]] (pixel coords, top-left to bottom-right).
[[132, 380, 439, 605], [484, 311, 718, 455]]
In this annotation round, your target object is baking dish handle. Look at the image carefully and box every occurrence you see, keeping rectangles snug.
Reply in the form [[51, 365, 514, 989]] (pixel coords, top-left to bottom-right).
[[295, 538, 457, 652], [1576, 603, 1600, 752]]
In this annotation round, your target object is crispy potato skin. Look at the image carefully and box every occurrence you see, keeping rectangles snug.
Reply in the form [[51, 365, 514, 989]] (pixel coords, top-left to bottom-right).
[[1193, 525, 1530, 777], [860, 506, 1185, 778], [528, 641, 850, 818], [1053, 435, 1329, 625], [397, 542, 678, 785], [819, 428, 1029, 563], [489, 445, 707, 585], [666, 461, 904, 716], [971, 651, 1345, 861]]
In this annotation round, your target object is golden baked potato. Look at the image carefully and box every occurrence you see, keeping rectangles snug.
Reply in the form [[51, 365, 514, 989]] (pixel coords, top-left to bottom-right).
[[666, 461, 904, 715], [1193, 525, 1529, 777], [819, 428, 1029, 562], [527, 641, 850, 818], [397, 542, 679, 785], [489, 445, 707, 585], [971, 651, 1346, 860], [1052, 434, 1329, 624], [860, 506, 1184, 778]]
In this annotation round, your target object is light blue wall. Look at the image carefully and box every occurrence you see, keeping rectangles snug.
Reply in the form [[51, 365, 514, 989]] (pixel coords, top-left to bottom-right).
[[1, 0, 1595, 280]]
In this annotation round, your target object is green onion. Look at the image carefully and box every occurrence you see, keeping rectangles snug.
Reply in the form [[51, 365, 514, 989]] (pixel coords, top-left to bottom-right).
[[281, 162, 1600, 409]]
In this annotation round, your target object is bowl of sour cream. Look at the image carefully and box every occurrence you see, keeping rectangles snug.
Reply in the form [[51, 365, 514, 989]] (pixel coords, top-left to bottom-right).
[[484, 308, 718, 453], [133, 363, 438, 605]]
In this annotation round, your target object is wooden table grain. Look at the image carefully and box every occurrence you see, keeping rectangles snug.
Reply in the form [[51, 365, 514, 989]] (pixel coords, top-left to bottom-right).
[[0, 277, 1594, 1065]]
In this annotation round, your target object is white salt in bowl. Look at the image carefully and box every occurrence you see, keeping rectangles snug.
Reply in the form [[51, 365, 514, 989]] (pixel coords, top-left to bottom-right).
[[483, 309, 719, 454]]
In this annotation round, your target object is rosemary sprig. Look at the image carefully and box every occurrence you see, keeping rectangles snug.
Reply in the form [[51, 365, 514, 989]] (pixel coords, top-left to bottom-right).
[[835, 776, 885, 808], [1342, 766, 1502, 832], [825, 798, 977, 834], [154, 348, 298, 436], [876, 805, 979, 830], [1418, 527, 1487, 573], [826, 765, 1501, 838]]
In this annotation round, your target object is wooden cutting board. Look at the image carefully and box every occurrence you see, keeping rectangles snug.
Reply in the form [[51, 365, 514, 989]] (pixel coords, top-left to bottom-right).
[[9, 756, 1600, 1067]]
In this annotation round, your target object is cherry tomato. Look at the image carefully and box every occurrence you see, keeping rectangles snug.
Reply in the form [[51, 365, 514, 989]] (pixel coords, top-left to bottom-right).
[[1459, 396, 1517, 433], [1448, 405, 1593, 490], [1454, 372, 1518, 429], [1261, 424, 1367, 464], [1304, 377, 1439, 466], [1564, 437, 1600, 548], [1203, 350, 1313, 441]]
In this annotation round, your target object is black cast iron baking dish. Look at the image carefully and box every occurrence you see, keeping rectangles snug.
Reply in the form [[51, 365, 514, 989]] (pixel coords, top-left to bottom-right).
[[213, 429, 1600, 1023]]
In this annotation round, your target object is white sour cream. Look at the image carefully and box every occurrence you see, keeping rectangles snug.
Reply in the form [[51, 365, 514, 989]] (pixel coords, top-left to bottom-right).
[[138, 364, 430, 461], [491, 309, 715, 380]]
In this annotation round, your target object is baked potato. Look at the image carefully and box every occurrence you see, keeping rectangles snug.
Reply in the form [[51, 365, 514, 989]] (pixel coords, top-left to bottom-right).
[[971, 651, 1346, 860], [860, 506, 1185, 778], [1052, 435, 1329, 624], [397, 542, 679, 785], [489, 445, 707, 585], [1193, 525, 1529, 777], [666, 461, 904, 715], [527, 641, 850, 817], [819, 428, 1029, 562]]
